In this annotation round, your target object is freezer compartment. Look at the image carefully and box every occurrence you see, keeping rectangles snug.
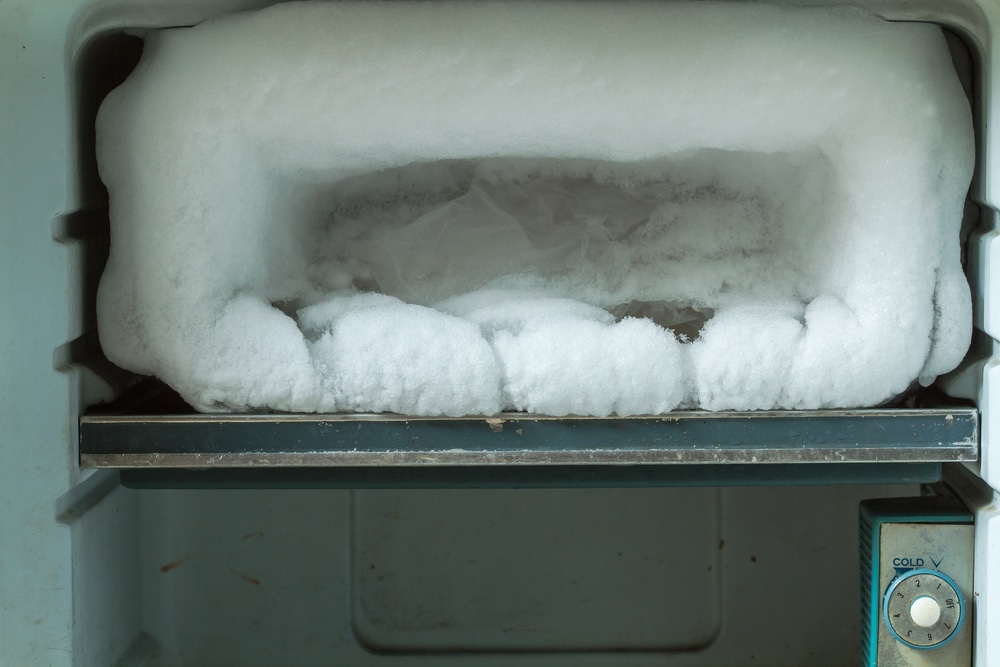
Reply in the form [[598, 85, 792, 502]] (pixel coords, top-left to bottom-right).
[[73, 0, 989, 475]]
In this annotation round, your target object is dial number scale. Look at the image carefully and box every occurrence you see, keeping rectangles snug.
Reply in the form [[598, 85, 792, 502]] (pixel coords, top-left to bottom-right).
[[883, 568, 964, 649]]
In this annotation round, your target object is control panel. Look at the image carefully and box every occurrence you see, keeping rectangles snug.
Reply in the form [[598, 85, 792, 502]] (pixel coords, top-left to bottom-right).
[[860, 497, 973, 667]]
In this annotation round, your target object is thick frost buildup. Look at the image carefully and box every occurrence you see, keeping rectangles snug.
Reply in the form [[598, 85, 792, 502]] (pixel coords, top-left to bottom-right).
[[96, 1, 974, 415], [301, 294, 503, 416], [495, 317, 685, 417]]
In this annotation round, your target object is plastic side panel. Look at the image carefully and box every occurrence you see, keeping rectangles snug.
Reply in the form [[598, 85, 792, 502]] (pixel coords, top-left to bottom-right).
[[978, 0, 1000, 495], [0, 0, 86, 664], [982, 361, 1000, 491], [975, 496, 1000, 667]]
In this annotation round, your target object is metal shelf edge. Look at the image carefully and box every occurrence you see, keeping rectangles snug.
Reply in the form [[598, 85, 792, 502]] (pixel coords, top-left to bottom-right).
[[79, 408, 978, 469]]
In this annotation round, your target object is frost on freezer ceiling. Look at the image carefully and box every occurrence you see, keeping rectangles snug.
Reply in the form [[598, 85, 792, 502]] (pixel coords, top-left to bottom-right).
[[95, 1, 974, 415]]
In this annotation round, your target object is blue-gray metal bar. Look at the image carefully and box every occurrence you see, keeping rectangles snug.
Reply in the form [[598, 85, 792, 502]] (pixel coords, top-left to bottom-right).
[[79, 408, 977, 469]]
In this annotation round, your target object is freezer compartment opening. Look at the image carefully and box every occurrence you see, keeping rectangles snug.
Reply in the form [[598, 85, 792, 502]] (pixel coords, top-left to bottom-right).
[[68, 2, 989, 474], [86, 3, 978, 415]]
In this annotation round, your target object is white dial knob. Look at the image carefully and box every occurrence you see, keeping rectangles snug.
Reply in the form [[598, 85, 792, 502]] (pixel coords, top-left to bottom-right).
[[883, 569, 964, 649], [910, 596, 942, 627]]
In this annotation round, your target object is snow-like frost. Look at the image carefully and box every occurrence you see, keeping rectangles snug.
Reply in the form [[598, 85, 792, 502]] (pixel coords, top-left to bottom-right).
[[96, 1, 974, 414]]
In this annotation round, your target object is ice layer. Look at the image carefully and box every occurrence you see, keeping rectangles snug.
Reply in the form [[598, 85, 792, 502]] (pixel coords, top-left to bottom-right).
[[96, 1, 974, 415]]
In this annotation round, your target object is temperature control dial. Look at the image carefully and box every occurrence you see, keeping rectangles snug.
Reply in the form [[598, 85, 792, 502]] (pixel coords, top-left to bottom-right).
[[883, 568, 964, 649]]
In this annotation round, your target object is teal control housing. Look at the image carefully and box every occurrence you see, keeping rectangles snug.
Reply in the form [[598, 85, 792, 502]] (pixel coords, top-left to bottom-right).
[[860, 496, 974, 667]]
